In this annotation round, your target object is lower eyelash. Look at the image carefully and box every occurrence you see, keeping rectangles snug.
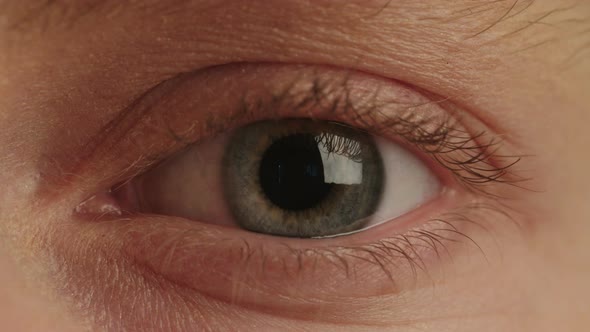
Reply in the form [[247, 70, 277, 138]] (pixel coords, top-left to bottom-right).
[[313, 216, 497, 299], [274, 222, 463, 292], [142, 201, 512, 298]]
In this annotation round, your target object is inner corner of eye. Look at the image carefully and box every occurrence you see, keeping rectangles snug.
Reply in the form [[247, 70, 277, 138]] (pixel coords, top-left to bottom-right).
[[73, 177, 146, 219], [81, 119, 442, 238], [74, 190, 125, 218]]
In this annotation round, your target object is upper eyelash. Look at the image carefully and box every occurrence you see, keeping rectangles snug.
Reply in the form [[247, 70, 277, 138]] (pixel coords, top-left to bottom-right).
[[210, 71, 528, 195], [72, 66, 525, 199]]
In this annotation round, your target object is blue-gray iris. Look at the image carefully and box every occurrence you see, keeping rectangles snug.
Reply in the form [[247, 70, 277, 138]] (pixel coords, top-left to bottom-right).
[[222, 119, 384, 238]]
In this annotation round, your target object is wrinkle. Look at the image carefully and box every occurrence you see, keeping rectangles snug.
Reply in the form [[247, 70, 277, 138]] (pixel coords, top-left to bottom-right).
[[4, 0, 106, 31], [565, 38, 590, 67], [440, 2, 506, 24]]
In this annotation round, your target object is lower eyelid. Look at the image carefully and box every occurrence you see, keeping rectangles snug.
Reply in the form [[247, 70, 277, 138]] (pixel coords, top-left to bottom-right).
[[51, 184, 511, 327], [111, 188, 460, 299]]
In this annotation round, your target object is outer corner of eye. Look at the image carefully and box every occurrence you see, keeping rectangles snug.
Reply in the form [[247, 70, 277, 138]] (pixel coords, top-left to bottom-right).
[[86, 118, 445, 239]]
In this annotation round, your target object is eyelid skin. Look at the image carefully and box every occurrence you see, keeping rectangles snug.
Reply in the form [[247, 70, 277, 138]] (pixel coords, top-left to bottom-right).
[[42, 63, 528, 330]]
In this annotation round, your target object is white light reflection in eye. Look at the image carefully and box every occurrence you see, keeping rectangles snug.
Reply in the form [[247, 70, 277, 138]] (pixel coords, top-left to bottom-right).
[[317, 134, 363, 185]]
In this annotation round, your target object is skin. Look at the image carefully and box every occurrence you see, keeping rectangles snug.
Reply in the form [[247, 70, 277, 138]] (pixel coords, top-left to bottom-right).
[[0, 0, 589, 331]]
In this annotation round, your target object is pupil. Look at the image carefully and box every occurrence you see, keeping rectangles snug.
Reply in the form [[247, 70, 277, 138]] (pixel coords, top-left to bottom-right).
[[259, 134, 332, 211]]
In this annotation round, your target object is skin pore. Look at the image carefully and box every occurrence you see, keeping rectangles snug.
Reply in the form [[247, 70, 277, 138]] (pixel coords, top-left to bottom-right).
[[0, 0, 589, 331]]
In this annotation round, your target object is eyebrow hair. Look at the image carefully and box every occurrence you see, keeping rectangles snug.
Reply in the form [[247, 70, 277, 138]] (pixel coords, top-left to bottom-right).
[[471, 0, 534, 37]]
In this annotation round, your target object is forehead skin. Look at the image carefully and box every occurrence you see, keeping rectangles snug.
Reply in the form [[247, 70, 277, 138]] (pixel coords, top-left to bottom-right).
[[0, 0, 589, 331]]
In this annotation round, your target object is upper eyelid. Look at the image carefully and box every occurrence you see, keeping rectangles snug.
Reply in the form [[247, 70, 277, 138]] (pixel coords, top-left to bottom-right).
[[38, 63, 524, 204], [168, 65, 526, 192]]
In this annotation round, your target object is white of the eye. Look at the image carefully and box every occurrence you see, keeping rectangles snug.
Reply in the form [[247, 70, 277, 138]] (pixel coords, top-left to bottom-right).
[[369, 138, 440, 226]]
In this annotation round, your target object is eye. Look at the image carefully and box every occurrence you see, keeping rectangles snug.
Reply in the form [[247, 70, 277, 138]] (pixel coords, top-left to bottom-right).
[[120, 118, 439, 238], [68, 64, 522, 322]]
